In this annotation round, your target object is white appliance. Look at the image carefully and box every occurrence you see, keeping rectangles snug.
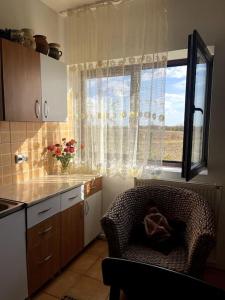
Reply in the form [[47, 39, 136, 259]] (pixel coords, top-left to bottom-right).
[[0, 207, 28, 300]]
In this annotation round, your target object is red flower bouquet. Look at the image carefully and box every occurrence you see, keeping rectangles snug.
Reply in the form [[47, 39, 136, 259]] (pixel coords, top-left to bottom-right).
[[47, 138, 84, 173]]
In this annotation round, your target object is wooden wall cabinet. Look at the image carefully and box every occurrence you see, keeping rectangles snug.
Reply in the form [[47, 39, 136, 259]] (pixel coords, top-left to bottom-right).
[[0, 38, 67, 122], [0, 38, 42, 121]]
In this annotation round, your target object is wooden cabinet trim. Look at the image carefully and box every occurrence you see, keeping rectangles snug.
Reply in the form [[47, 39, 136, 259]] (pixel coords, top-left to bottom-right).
[[84, 177, 102, 198]]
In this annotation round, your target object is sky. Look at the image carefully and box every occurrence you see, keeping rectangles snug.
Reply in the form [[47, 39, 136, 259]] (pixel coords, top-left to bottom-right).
[[165, 65, 187, 126]]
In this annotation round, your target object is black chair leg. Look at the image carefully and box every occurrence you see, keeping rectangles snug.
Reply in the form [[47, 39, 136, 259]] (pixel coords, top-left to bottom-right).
[[109, 286, 120, 300]]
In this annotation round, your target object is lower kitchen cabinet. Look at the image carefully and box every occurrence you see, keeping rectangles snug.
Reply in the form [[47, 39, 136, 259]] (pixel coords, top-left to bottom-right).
[[61, 201, 84, 268], [27, 214, 60, 296], [84, 190, 102, 247]]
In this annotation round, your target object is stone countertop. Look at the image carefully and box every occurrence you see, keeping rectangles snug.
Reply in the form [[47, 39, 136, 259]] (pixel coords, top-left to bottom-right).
[[0, 174, 102, 207]]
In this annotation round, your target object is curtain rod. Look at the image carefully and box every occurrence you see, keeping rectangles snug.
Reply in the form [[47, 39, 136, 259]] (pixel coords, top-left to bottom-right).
[[59, 0, 132, 16]]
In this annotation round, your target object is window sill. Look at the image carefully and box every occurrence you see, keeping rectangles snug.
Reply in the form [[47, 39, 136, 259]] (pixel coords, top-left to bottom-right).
[[161, 166, 208, 176]]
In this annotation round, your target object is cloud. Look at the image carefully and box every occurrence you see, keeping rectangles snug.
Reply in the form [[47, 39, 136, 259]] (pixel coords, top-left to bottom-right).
[[172, 79, 187, 90], [166, 66, 187, 79], [165, 93, 185, 126], [141, 68, 166, 81]]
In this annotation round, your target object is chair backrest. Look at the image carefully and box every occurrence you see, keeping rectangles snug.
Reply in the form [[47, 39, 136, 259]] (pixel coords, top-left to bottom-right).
[[102, 257, 225, 300]]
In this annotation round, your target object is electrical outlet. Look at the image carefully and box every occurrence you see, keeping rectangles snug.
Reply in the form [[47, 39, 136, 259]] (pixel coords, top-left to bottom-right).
[[15, 154, 28, 164]]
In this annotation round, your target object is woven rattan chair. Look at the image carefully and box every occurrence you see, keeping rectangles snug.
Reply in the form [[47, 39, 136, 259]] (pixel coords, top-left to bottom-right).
[[101, 185, 216, 277]]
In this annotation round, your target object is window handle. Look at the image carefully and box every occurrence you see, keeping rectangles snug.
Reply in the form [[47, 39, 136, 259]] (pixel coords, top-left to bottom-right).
[[193, 106, 203, 114]]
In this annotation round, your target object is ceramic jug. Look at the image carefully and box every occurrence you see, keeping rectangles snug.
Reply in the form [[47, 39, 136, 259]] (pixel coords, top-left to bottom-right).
[[33, 35, 49, 55], [48, 43, 62, 60]]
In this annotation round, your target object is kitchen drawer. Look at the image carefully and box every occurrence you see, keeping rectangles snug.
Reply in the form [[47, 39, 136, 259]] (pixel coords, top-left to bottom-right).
[[84, 177, 102, 198], [27, 214, 60, 295], [27, 214, 59, 250], [27, 195, 60, 228], [60, 186, 82, 212]]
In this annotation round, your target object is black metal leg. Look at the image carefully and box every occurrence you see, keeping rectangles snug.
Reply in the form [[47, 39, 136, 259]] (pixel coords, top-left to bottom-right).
[[109, 286, 120, 300]]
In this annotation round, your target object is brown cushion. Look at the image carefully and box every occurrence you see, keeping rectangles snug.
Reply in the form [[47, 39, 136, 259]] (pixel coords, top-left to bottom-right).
[[130, 205, 186, 255]]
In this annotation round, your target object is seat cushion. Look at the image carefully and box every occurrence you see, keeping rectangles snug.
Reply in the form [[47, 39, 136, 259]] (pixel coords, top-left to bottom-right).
[[122, 244, 188, 273]]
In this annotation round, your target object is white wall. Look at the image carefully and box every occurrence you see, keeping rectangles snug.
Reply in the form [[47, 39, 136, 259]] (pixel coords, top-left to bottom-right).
[[0, 0, 65, 60], [101, 0, 225, 270]]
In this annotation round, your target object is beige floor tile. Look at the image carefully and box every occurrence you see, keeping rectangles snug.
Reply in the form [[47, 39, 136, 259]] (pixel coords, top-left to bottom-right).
[[44, 270, 81, 298], [32, 292, 59, 300], [67, 275, 109, 300], [86, 257, 103, 281], [67, 252, 99, 274], [85, 239, 108, 258]]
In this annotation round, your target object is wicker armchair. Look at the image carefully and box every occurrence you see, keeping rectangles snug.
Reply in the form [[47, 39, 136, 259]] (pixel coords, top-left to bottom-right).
[[101, 185, 216, 277]]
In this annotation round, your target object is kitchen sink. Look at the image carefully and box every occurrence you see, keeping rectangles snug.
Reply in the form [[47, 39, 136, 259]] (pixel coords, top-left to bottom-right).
[[0, 203, 9, 211], [0, 199, 22, 217]]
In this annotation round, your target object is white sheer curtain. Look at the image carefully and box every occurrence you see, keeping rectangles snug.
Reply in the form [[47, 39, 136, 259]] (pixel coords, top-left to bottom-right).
[[66, 0, 168, 177]]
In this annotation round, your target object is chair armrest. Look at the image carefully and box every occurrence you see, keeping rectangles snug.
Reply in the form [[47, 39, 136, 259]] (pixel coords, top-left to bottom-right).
[[185, 203, 216, 276], [101, 188, 149, 257]]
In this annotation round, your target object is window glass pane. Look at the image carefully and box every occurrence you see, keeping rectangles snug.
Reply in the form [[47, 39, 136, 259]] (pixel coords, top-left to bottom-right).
[[86, 75, 131, 127], [191, 51, 207, 165], [164, 65, 187, 161], [86, 75, 131, 161]]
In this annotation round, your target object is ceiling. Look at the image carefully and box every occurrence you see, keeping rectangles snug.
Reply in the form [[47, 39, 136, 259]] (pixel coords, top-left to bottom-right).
[[40, 0, 98, 13]]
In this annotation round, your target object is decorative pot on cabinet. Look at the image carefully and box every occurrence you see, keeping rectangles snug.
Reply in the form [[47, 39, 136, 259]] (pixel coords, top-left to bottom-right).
[[10, 29, 24, 44], [48, 43, 62, 60], [33, 34, 49, 55], [21, 28, 35, 49]]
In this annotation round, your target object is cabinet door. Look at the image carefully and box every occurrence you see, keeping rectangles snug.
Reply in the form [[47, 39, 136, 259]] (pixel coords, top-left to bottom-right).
[[84, 191, 102, 247], [61, 201, 84, 268], [1, 39, 42, 121], [40, 55, 67, 121], [0, 209, 28, 300], [27, 214, 60, 296]]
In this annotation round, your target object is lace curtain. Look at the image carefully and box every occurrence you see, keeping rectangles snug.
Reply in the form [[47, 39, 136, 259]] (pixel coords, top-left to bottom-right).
[[66, 0, 168, 177]]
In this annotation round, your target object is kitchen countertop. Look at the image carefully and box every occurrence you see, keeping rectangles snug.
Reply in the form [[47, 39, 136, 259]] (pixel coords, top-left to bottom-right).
[[0, 174, 101, 207]]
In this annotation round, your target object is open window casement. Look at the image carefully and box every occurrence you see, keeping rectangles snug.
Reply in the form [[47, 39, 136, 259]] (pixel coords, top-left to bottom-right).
[[182, 30, 214, 181]]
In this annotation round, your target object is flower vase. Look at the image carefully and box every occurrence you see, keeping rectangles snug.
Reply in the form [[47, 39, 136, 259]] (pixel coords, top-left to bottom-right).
[[60, 160, 71, 175]]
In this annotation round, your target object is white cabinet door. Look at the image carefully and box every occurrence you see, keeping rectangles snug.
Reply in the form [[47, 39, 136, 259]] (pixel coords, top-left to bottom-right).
[[0, 209, 28, 300], [84, 191, 102, 247], [40, 55, 67, 122]]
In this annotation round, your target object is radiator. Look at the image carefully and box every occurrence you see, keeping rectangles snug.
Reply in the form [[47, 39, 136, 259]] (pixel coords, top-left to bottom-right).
[[134, 178, 223, 266]]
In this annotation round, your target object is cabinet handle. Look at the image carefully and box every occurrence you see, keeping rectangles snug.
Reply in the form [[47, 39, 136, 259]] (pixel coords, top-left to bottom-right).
[[38, 254, 53, 265], [38, 226, 53, 235], [44, 100, 48, 118], [80, 202, 84, 218], [38, 207, 52, 215], [35, 100, 40, 119], [84, 201, 87, 216], [68, 195, 79, 201], [86, 201, 90, 215]]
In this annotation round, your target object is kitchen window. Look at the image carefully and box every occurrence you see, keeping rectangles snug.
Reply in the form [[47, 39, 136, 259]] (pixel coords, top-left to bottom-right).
[[85, 60, 187, 165], [84, 31, 213, 181]]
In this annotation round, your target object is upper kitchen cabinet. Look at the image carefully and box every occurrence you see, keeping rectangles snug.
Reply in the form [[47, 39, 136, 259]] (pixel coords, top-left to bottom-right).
[[40, 54, 67, 122], [0, 38, 67, 122], [0, 38, 42, 121]]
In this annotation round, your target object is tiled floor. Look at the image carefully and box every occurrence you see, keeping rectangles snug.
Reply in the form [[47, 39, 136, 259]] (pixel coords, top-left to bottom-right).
[[32, 238, 225, 300], [33, 239, 109, 300]]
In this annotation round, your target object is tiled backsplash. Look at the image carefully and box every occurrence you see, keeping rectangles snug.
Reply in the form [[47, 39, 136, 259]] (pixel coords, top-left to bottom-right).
[[0, 97, 74, 185]]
